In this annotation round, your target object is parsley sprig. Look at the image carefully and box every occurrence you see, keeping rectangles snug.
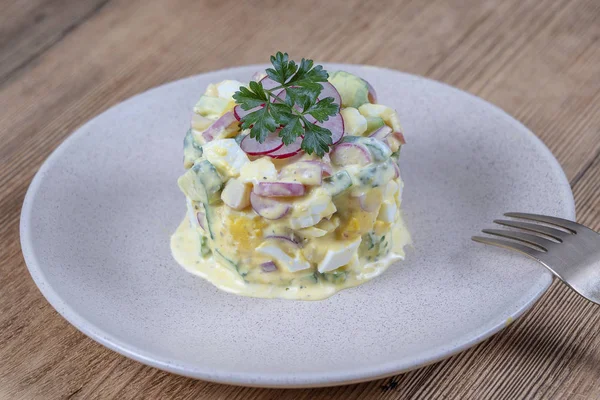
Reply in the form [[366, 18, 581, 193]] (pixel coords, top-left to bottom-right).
[[233, 52, 339, 157]]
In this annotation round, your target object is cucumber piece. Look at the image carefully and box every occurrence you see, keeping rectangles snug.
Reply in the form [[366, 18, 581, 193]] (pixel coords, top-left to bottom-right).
[[297, 272, 319, 285], [364, 117, 385, 135], [194, 95, 231, 119], [199, 235, 212, 257], [342, 136, 391, 161], [323, 170, 353, 196], [177, 160, 223, 205], [340, 135, 361, 144], [320, 270, 347, 284], [359, 232, 390, 259], [328, 71, 369, 108], [183, 128, 203, 169], [234, 133, 246, 146], [356, 159, 396, 188], [202, 202, 217, 239], [215, 248, 250, 278]]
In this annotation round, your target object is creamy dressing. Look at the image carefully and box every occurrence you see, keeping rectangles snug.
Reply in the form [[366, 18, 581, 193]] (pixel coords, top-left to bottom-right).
[[170, 214, 411, 300]]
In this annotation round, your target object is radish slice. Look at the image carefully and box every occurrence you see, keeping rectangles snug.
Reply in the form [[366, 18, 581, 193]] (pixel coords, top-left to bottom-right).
[[267, 137, 302, 159], [305, 112, 345, 145], [393, 131, 406, 144], [240, 131, 284, 155], [233, 104, 260, 121], [250, 192, 291, 220], [369, 125, 392, 140], [196, 211, 206, 231], [260, 261, 278, 272], [259, 76, 279, 91], [319, 112, 345, 145], [319, 82, 342, 107], [202, 112, 237, 142], [330, 142, 372, 166], [254, 182, 305, 197], [363, 79, 377, 103], [264, 235, 301, 247]]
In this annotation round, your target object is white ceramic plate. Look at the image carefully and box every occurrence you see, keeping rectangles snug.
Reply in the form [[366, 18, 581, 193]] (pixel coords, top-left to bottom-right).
[[20, 64, 574, 388]]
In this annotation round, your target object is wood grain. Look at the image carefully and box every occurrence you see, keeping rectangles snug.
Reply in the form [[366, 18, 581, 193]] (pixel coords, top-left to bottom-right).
[[0, 0, 599, 398]]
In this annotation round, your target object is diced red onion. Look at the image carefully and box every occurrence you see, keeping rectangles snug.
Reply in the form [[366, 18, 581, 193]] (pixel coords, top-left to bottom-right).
[[254, 182, 305, 197], [260, 261, 278, 272], [264, 235, 301, 247]]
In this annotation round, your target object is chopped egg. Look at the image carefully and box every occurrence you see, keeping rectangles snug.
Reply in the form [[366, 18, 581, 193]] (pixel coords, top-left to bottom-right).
[[318, 237, 362, 272], [171, 71, 411, 300], [202, 139, 249, 178]]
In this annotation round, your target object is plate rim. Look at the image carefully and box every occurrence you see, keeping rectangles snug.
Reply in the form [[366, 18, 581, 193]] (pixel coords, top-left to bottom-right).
[[20, 63, 575, 388]]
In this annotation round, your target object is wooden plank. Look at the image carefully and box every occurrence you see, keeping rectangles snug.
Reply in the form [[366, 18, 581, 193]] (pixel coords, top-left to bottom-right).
[[0, 0, 599, 398], [0, 0, 110, 84]]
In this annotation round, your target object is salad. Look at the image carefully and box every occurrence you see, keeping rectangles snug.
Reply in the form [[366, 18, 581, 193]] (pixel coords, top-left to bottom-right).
[[171, 53, 410, 300]]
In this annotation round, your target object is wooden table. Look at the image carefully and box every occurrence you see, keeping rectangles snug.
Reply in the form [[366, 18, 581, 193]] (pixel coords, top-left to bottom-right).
[[1, 0, 599, 398]]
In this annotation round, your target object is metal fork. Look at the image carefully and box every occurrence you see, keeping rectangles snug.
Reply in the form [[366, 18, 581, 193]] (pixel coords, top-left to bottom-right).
[[473, 212, 600, 305]]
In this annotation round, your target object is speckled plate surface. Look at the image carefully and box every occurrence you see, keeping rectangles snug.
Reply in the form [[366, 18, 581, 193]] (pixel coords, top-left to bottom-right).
[[20, 64, 574, 388]]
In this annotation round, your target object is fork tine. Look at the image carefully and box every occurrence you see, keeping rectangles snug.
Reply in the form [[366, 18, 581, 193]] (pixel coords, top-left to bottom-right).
[[481, 229, 551, 251], [494, 219, 567, 242], [472, 236, 544, 260], [504, 212, 579, 233]]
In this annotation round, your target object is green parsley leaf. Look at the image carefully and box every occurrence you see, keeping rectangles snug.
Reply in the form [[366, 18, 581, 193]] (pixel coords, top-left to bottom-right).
[[232, 85, 265, 110], [286, 83, 321, 110], [279, 115, 304, 145], [233, 52, 341, 157], [302, 122, 333, 157], [241, 106, 278, 143], [304, 97, 339, 122], [266, 52, 297, 84], [289, 58, 328, 84]]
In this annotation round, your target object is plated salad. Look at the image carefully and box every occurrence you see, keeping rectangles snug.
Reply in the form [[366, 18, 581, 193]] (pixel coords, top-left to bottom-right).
[[171, 53, 410, 300]]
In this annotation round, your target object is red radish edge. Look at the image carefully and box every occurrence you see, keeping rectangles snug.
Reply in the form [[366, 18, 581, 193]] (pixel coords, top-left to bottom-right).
[[267, 137, 302, 159], [363, 78, 378, 103], [393, 131, 406, 144], [331, 142, 372, 166], [241, 131, 284, 156]]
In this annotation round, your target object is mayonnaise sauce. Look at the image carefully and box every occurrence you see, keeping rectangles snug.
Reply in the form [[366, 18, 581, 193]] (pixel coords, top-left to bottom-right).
[[170, 213, 411, 300]]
